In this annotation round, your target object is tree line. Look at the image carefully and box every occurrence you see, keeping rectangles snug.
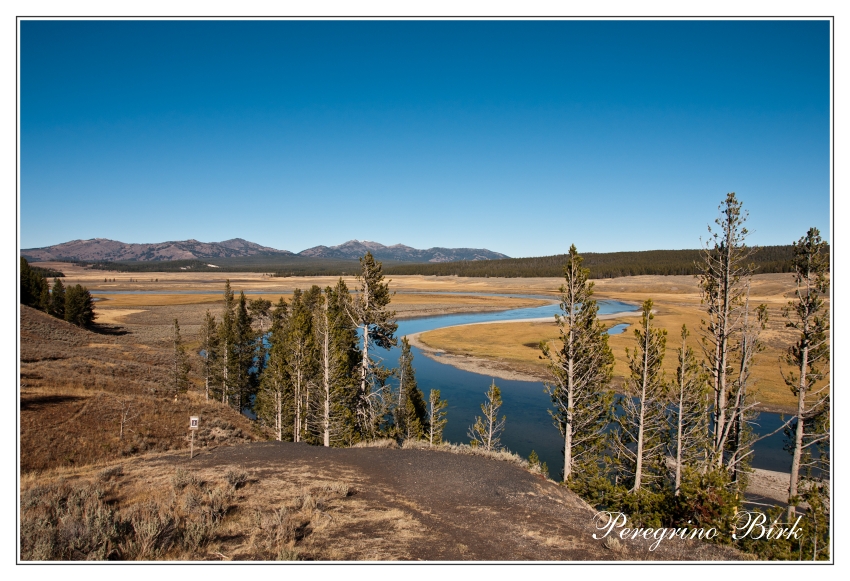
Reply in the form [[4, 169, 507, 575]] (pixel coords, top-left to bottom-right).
[[384, 244, 818, 278], [182, 253, 448, 448], [530, 193, 830, 560], [19, 257, 95, 327], [64, 245, 820, 280]]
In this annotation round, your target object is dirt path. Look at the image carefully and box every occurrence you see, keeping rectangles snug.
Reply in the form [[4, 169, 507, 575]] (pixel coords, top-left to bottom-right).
[[150, 442, 744, 561]]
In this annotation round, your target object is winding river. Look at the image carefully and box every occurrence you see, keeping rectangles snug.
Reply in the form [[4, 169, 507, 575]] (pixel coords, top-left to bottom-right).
[[385, 297, 793, 476], [95, 289, 794, 474]]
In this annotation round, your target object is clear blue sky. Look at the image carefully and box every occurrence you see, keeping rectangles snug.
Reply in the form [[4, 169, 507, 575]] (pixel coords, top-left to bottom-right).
[[20, 19, 830, 257]]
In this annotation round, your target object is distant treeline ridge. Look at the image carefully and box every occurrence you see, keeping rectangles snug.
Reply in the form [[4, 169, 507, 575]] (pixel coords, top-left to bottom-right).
[[384, 245, 820, 278], [39, 245, 823, 279]]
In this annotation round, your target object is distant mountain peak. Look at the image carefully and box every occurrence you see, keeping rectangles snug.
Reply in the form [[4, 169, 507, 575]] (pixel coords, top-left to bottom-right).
[[22, 237, 509, 265], [21, 238, 292, 262], [297, 240, 509, 263]]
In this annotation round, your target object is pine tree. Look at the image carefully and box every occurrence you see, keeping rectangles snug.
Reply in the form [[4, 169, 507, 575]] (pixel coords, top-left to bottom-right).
[[697, 193, 756, 469], [782, 228, 830, 524], [310, 282, 362, 447], [20, 257, 49, 311], [428, 389, 448, 447], [669, 325, 711, 496], [725, 287, 768, 484], [218, 281, 237, 406], [257, 299, 290, 441], [613, 299, 668, 493], [468, 380, 506, 451], [395, 337, 428, 440], [285, 289, 318, 443], [64, 284, 96, 327], [233, 292, 257, 412], [198, 310, 219, 401], [248, 297, 272, 333], [348, 252, 398, 439], [172, 318, 191, 393], [255, 298, 291, 441], [540, 245, 614, 484], [327, 279, 362, 445], [49, 278, 65, 319]]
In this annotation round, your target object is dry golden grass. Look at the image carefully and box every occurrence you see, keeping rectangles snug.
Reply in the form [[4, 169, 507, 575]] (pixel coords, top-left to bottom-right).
[[19, 458, 365, 561], [93, 308, 147, 324], [95, 294, 230, 307], [20, 305, 269, 473], [94, 291, 546, 310]]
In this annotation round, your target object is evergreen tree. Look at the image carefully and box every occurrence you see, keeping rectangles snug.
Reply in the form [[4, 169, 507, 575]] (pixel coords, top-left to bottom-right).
[[348, 252, 398, 439], [782, 228, 830, 525], [309, 282, 362, 447], [428, 389, 448, 447], [540, 245, 614, 485], [468, 380, 506, 451], [257, 300, 291, 441], [198, 310, 219, 401], [233, 292, 257, 412], [49, 278, 65, 319], [669, 325, 711, 496], [395, 337, 428, 440], [218, 280, 237, 406], [172, 318, 191, 393], [697, 193, 756, 469], [248, 297, 272, 333], [285, 289, 318, 443], [612, 299, 668, 493], [64, 284, 96, 327], [326, 279, 362, 445], [20, 257, 49, 311], [726, 287, 768, 485]]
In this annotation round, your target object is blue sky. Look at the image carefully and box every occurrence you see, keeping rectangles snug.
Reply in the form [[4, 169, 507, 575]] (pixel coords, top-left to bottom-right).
[[20, 19, 830, 257]]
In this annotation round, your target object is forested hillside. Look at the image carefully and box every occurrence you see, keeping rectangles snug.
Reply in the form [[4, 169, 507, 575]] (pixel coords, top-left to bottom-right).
[[71, 245, 816, 279], [384, 245, 816, 278]]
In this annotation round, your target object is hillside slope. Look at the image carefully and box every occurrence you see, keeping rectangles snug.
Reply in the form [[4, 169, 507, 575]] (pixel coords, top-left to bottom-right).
[[19, 305, 266, 471]]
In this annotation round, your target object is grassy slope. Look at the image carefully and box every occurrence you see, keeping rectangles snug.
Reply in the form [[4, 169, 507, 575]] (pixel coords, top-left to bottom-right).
[[19, 305, 267, 472]]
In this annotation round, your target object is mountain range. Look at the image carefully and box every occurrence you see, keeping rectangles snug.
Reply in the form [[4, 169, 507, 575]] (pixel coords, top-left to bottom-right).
[[21, 238, 509, 264]]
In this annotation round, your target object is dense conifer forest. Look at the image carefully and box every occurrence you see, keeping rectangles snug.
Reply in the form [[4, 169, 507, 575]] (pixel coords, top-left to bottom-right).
[[384, 245, 818, 278], [67, 245, 819, 279]]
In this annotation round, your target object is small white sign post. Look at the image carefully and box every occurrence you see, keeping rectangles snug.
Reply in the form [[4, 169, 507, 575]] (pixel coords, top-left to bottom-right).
[[189, 416, 199, 459]]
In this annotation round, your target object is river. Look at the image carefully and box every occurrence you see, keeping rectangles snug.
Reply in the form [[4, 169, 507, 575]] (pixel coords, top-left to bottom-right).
[[382, 297, 793, 476]]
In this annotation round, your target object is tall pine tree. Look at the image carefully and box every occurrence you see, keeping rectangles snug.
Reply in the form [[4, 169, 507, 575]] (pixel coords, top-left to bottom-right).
[[49, 278, 65, 319], [540, 245, 614, 488], [348, 252, 398, 439], [612, 299, 668, 493], [782, 228, 830, 525], [395, 337, 428, 440]]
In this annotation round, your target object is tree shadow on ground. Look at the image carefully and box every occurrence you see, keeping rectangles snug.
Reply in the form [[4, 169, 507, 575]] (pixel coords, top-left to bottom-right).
[[20, 394, 85, 411], [88, 324, 130, 336]]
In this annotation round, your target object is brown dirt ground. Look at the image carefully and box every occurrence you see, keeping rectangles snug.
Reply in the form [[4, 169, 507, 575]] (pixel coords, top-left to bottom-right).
[[21, 442, 748, 561]]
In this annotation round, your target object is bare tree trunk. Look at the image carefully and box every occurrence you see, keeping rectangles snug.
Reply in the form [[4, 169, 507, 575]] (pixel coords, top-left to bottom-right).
[[222, 340, 229, 405], [322, 306, 331, 447], [675, 335, 686, 495], [788, 342, 808, 520], [360, 323, 370, 434], [632, 325, 651, 492], [275, 388, 282, 442], [563, 286, 576, 482]]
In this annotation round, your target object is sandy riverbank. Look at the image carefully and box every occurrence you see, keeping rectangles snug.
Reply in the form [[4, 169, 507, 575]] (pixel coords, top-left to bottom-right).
[[407, 310, 647, 383]]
